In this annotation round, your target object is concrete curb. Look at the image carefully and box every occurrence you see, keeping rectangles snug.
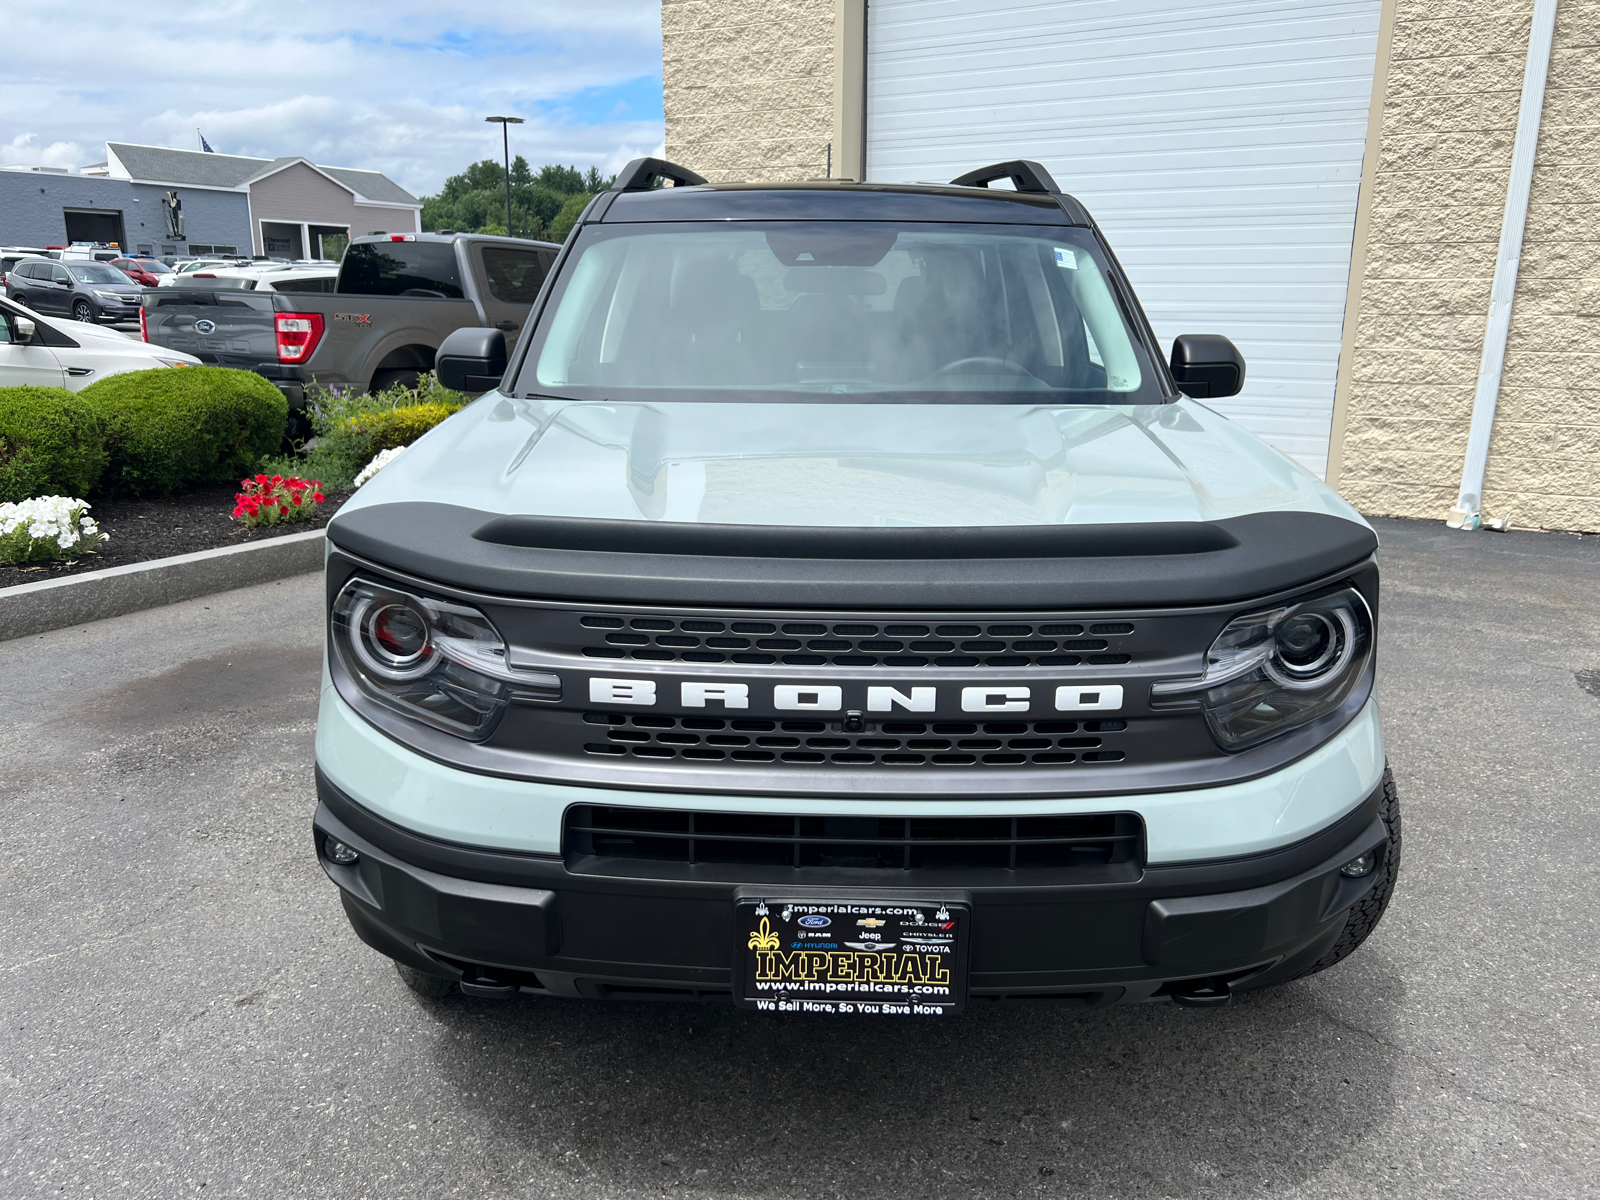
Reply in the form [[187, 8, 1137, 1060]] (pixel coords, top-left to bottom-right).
[[0, 529, 325, 642]]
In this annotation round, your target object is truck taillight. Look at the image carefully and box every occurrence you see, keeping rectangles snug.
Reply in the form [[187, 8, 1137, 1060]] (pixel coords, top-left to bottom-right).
[[276, 312, 324, 363], [139, 305, 148, 342], [389, 234, 415, 242]]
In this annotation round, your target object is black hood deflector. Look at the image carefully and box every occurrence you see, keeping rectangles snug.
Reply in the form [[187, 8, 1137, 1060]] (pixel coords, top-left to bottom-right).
[[327, 503, 1376, 609]]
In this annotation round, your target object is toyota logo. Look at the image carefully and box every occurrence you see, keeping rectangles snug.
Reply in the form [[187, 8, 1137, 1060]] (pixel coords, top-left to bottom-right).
[[194, 319, 216, 334]]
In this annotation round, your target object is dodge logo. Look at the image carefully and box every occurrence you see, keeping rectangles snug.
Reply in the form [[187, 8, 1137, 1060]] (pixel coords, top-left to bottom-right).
[[587, 677, 1124, 713]]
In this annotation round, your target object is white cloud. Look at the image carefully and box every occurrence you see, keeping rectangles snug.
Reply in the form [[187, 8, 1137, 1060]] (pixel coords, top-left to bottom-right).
[[2, 134, 85, 168], [0, 1, 663, 196]]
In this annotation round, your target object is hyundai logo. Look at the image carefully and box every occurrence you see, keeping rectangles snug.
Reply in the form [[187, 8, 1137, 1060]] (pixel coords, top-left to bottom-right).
[[194, 319, 216, 334]]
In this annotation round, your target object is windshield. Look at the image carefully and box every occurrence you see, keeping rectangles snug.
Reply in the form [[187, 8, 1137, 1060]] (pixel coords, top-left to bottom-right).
[[523, 222, 1163, 403], [69, 263, 132, 284], [137, 259, 172, 274]]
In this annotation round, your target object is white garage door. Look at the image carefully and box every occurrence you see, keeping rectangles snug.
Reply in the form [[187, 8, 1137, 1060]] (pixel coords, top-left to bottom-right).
[[867, 0, 1382, 478]]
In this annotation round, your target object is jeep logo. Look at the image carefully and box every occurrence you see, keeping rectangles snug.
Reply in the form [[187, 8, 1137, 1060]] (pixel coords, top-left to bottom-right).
[[587, 678, 1123, 713]]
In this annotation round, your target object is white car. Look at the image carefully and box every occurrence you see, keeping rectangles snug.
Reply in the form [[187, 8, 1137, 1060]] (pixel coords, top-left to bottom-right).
[[0, 295, 198, 390], [156, 259, 238, 286], [155, 261, 339, 294], [180, 263, 340, 294]]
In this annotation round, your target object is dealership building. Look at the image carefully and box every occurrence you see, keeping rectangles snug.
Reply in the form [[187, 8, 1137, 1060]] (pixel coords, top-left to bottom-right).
[[663, 0, 1600, 532], [0, 142, 420, 261]]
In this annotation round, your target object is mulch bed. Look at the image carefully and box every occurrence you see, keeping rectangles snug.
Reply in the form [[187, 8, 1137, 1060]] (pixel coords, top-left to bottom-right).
[[0, 484, 350, 586]]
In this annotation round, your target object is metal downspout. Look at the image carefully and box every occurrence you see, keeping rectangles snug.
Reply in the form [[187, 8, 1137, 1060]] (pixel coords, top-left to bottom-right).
[[1448, 0, 1560, 530]]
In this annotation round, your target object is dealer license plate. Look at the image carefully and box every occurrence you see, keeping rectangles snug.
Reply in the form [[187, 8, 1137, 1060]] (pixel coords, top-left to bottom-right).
[[733, 897, 970, 1016]]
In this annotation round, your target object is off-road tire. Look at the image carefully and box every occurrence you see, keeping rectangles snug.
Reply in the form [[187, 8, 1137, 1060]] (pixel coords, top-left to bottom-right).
[[1293, 766, 1401, 979], [394, 961, 458, 1000]]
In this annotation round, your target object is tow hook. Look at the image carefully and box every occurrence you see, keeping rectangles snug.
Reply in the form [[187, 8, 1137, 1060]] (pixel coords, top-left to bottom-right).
[[1170, 977, 1233, 1008], [458, 968, 518, 1000]]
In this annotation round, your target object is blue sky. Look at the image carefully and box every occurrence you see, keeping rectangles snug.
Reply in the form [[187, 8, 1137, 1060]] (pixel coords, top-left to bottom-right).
[[0, 1, 665, 197]]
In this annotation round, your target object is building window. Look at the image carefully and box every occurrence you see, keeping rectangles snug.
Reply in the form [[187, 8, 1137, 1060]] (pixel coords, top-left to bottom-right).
[[261, 222, 303, 258]]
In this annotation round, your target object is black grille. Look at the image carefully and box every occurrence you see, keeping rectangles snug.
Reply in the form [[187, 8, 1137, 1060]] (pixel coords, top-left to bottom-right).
[[577, 615, 1133, 668], [565, 805, 1143, 872], [581, 713, 1128, 767]]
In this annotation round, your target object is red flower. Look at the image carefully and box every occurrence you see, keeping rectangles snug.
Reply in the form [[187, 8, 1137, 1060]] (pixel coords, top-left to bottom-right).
[[279, 505, 289, 515], [312, 493, 325, 503]]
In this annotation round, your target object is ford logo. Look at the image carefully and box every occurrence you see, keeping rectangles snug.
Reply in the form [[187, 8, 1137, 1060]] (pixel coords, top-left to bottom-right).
[[194, 319, 216, 334], [798, 915, 830, 928]]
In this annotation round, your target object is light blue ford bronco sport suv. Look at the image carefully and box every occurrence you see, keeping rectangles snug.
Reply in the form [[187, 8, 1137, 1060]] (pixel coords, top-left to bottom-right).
[[313, 158, 1398, 1014]]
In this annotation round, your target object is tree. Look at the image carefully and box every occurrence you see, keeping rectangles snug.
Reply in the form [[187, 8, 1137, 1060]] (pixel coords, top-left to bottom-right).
[[535, 164, 585, 193], [548, 193, 593, 243], [420, 159, 615, 239]]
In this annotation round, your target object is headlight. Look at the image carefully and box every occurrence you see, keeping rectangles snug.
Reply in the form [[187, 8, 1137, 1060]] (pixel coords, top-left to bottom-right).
[[331, 578, 559, 740], [154, 358, 190, 368], [93, 290, 124, 303], [1151, 587, 1372, 751]]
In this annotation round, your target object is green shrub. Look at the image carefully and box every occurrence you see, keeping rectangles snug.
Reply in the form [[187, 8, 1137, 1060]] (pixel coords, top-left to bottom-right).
[[81, 367, 287, 496], [0, 386, 108, 503], [341, 403, 458, 458], [259, 372, 464, 488]]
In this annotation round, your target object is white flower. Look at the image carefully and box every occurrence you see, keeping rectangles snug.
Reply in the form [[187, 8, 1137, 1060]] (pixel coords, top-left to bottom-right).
[[354, 445, 408, 488], [0, 495, 105, 556]]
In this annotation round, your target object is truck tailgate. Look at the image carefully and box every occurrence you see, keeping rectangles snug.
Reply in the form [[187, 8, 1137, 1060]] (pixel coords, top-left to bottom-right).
[[142, 287, 278, 370]]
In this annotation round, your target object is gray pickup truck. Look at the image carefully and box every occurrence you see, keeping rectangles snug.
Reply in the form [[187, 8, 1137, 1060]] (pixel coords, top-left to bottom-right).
[[140, 231, 559, 410]]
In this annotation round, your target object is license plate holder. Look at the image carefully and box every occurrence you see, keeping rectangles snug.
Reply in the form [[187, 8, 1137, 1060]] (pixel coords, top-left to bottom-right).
[[733, 895, 970, 1016]]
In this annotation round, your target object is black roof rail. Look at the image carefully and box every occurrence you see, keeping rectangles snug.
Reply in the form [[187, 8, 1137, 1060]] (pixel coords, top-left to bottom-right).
[[610, 157, 707, 192], [950, 160, 1061, 195]]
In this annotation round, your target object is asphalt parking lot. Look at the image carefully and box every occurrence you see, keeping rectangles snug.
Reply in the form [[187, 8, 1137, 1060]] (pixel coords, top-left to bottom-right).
[[2, 516, 1597, 1198]]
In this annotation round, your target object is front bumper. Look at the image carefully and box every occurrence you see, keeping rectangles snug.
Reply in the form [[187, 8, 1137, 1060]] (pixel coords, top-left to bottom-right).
[[313, 769, 1390, 1006]]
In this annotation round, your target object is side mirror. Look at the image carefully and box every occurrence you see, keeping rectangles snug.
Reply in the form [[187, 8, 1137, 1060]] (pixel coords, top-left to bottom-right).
[[436, 326, 507, 393], [1170, 334, 1245, 399], [15, 317, 35, 344]]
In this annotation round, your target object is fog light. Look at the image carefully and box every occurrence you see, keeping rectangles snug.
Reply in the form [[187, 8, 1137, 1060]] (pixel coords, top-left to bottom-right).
[[1339, 850, 1376, 878], [324, 836, 360, 865]]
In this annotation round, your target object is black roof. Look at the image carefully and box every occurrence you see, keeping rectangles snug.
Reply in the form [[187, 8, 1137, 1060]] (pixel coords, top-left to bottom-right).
[[598, 181, 1091, 226]]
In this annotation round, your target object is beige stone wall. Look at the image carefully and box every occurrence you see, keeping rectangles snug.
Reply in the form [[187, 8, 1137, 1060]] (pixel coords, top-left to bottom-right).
[[663, 0, 836, 183], [1338, 0, 1600, 532], [1480, 1, 1600, 531], [1336, 1, 1535, 519]]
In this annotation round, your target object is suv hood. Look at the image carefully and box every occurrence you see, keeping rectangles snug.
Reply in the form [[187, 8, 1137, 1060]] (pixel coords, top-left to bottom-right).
[[339, 395, 1365, 529]]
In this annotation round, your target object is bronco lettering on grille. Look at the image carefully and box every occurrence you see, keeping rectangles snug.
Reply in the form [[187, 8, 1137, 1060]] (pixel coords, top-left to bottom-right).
[[587, 677, 1124, 713]]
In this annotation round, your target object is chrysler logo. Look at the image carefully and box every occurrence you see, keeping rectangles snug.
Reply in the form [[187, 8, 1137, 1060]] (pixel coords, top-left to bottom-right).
[[588, 677, 1124, 713], [193, 319, 216, 334]]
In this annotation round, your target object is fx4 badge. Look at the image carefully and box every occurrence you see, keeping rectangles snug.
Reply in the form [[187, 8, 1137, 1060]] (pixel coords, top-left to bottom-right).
[[333, 313, 372, 324]]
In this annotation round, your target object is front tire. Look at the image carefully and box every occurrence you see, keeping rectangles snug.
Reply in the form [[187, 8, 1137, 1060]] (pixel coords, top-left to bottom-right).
[[1294, 767, 1401, 979], [73, 299, 94, 323], [394, 960, 457, 1000], [369, 368, 420, 395]]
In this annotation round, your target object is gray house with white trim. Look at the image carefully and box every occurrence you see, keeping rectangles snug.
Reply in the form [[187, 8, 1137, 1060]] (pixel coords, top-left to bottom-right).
[[97, 143, 421, 258], [0, 142, 420, 260]]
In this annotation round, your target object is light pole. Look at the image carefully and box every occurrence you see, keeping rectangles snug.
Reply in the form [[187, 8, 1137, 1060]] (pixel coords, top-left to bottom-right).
[[484, 115, 525, 236]]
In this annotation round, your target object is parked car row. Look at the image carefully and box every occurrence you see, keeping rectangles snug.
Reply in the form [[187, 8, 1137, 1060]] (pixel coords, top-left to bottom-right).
[[5, 258, 144, 324], [0, 293, 198, 388]]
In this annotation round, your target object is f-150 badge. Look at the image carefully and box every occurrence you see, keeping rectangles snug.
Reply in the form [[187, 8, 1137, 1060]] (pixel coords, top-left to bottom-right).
[[332, 313, 372, 324]]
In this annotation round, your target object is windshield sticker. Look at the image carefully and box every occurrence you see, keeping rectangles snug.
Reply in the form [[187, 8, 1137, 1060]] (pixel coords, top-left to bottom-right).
[[1054, 247, 1078, 270]]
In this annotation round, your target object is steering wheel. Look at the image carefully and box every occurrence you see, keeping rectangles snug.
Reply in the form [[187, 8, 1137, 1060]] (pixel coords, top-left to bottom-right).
[[930, 355, 1035, 378]]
